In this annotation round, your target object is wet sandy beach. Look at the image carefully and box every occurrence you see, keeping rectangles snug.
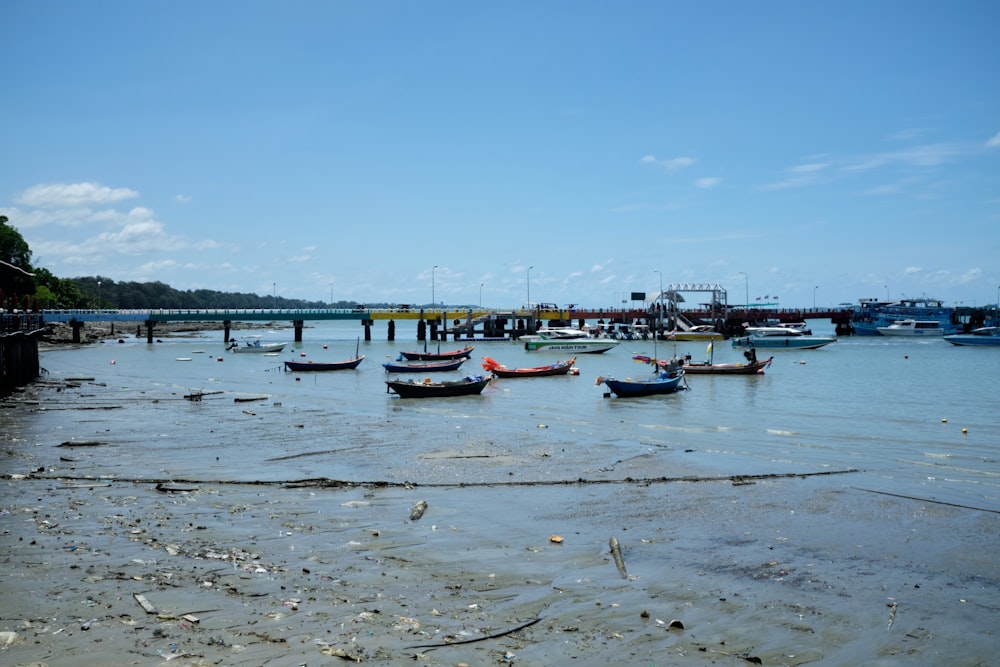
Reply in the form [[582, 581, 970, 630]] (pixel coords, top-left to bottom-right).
[[2, 399, 997, 665]]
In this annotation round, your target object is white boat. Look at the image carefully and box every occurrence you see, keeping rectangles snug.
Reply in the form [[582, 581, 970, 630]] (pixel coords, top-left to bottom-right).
[[665, 324, 724, 342], [943, 326, 1000, 346], [876, 320, 945, 337], [731, 327, 836, 350], [521, 327, 620, 353], [228, 341, 288, 353]]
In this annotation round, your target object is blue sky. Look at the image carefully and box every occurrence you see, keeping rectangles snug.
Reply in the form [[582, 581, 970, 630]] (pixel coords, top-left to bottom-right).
[[3, 1, 998, 310]]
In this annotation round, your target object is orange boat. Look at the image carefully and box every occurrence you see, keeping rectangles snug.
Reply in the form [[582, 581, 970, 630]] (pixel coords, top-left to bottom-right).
[[481, 356, 576, 378]]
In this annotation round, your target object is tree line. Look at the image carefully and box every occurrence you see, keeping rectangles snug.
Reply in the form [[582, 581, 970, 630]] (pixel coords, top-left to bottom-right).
[[0, 215, 358, 311]]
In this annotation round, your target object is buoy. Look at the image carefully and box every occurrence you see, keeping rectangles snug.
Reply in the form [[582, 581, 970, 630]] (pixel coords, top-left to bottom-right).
[[110, 360, 116, 365], [904, 355, 909, 359], [217, 356, 223, 362], [323, 344, 328, 349], [962, 428, 968, 434], [941, 418, 948, 423], [300, 352, 306, 357]]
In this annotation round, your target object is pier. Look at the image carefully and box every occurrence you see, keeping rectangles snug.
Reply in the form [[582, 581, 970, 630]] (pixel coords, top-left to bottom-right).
[[38, 305, 852, 343], [1, 314, 45, 396]]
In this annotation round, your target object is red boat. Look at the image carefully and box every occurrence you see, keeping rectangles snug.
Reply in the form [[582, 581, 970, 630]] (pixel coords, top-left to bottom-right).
[[481, 356, 576, 378]]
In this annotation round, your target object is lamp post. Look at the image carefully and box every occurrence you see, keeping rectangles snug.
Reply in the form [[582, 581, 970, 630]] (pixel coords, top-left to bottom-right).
[[654, 269, 663, 335], [884, 285, 889, 301], [813, 285, 819, 310], [329, 282, 333, 307], [96, 280, 101, 310], [272, 282, 276, 310], [527, 266, 533, 307], [432, 265, 437, 309], [738, 272, 749, 313], [480, 282, 484, 309]]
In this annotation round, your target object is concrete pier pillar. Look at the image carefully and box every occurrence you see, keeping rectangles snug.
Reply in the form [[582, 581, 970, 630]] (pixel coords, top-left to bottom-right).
[[387, 320, 395, 341], [145, 320, 154, 344], [293, 320, 304, 342], [363, 319, 372, 341], [223, 321, 232, 343]]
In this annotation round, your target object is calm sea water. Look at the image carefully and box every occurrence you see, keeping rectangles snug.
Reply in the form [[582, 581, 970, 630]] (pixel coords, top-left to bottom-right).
[[11, 318, 1000, 513]]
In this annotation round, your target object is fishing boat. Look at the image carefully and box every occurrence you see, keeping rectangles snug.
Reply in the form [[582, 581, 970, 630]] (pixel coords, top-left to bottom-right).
[[481, 356, 576, 378], [597, 360, 687, 397], [398, 344, 474, 361], [943, 326, 1000, 346], [285, 339, 365, 371], [876, 319, 945, 336], [731, 327, 836, 350], [228, 341, 287, 353], [521, 327, 619, 353], [385, 374, 493, 398], [382, 358, 465, 373], [677, 343, 772, 374]]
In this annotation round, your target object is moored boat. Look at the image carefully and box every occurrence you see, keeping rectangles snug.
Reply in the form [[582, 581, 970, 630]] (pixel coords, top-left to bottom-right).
[[385, 374, 493, 398], [284, 355, 365, 371], [731, 327, 835, 350], [521, 327, 619, 353], [680, 354, 773, 375], [665, 324, 724, 342], [399, 345, 474, 361], [228, 341, 287, 353], [598, 367, 686, 397], [481, 356, 576, 378], [943, 326, 1000, 346], [382, 358, 465, 373], [876, 319, 945, 336], [850, 297, 958, 335]]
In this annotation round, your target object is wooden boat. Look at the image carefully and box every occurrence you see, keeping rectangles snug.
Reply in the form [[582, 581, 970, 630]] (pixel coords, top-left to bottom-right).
[[285, 356, 365, 371], [385, 374, 493, 398], [382, 358, 465, 373], [227, 340, 287, 353], [481, 356, 576, 378], [285, 339, 365, 371], [598, 368, 686, 397], [399, 345, 474, 361], [680, 356, 772, 374]]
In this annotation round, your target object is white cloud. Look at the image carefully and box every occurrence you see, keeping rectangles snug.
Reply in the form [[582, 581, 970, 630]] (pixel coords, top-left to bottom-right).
[[694, 177, 721, 189], [987, 132, 1000, 148], [640, 155, 695, 170], [14, 182, 139, 208]]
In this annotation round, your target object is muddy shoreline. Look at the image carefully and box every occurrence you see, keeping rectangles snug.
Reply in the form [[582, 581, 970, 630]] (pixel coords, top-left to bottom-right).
[[2, 373, 998, 665]]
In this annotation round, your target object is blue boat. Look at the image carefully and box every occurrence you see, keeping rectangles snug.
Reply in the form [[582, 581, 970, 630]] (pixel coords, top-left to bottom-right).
[[943, 326, 1000, 346], [731, 327, 836, 350], [598, 368, 686, 397], [850, 297, 959, 336]]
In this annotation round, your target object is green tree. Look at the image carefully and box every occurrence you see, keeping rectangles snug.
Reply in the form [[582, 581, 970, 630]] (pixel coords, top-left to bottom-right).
[[0, 215, 36, 310]]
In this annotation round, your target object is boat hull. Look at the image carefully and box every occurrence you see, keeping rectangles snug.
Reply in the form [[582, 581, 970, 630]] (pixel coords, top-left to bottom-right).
[[385, 375, 492, 398], [681, 357, 773, 374], [483, 356, 576, 377], [399, 346, 474, 361], [602, 372, 686, 397], [731, 336, 835, 350], [284, 356, 364, 371], [230, 342, 287, 353], [383, 358, 465, 373], [524, 340, 618, 353], [943, 327, 1000, 346]]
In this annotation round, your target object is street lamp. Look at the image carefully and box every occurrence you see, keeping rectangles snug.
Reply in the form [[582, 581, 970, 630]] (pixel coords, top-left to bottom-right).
[[738, 272, 749, 310], [527, 266, 533, 307], [96, 280, 101, 311], [272, 282, 276, 310], [480, 282, 484, 309], [654, 269, 663, 334], [432, 265, 437, 308], [884, 285, 889, 301], [813, 285, 819, 310], [329, 282, 333, 307]]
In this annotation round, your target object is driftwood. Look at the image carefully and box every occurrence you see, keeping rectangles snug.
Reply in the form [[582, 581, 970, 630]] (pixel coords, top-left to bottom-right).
[[406, 617, 541, 649], [609, 536, 628, 579]]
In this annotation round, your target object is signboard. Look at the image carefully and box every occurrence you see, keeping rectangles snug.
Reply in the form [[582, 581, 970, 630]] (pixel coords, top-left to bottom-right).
[[630, 292, 646, 301]]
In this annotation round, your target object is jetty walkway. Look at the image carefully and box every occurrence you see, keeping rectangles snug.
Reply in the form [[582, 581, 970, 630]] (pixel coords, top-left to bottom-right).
[[39, 306, 851, 343]]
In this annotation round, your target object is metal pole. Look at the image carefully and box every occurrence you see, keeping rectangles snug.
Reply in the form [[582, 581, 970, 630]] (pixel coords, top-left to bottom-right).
[[813, 285, 819, 310], [480, 282, 484, 308], [527, 266, 533, 306], [432, 265, 437, 309]]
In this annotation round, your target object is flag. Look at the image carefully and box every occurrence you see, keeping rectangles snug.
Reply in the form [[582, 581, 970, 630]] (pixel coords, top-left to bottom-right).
[[706, 342, 713, 355]]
